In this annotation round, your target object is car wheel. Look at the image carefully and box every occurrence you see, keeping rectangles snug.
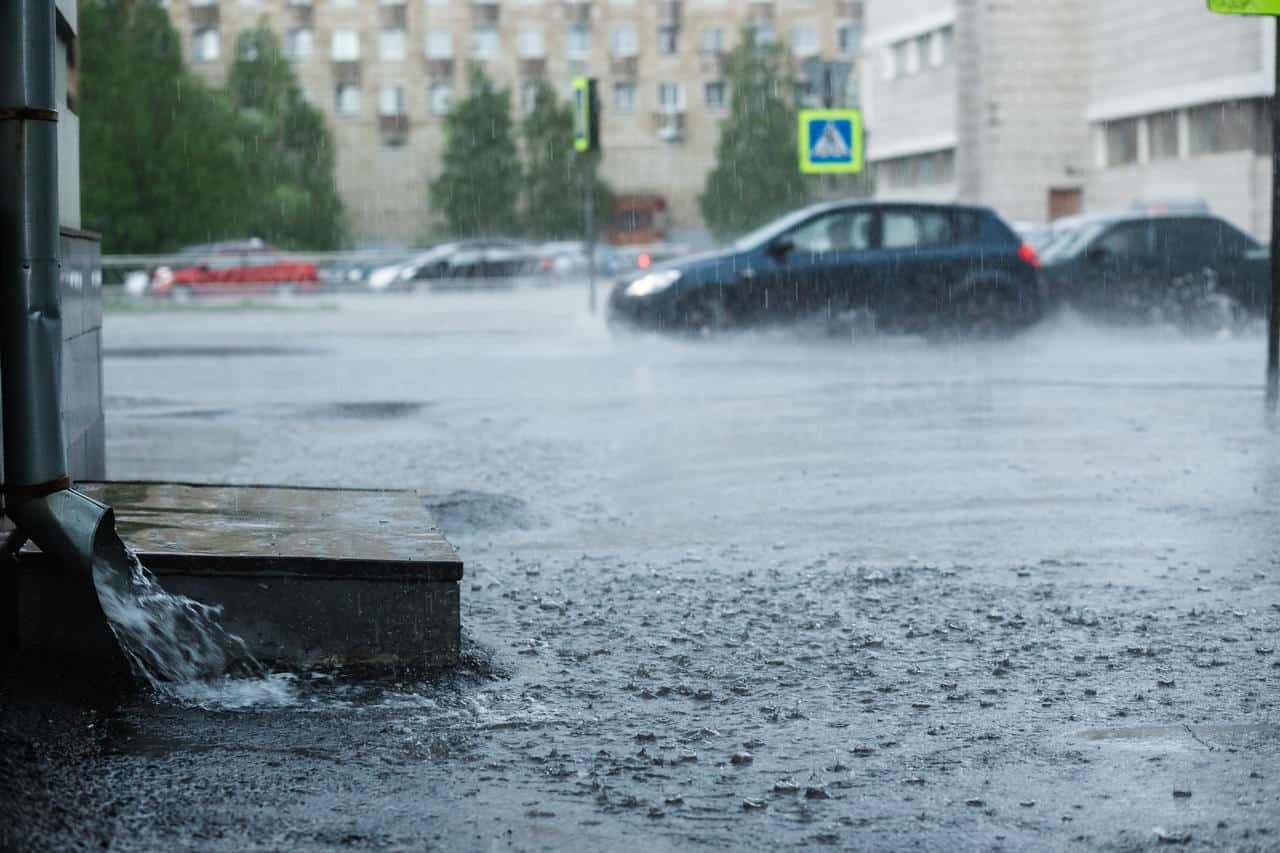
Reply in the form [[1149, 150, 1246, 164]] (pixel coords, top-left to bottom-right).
[[944, 284, 1028, 339], [682, 291, 734, 335]]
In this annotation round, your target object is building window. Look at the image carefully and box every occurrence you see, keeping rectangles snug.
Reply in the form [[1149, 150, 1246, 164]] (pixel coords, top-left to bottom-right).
[[704, 80, 726, 111], [428, 81, 452, 114], [893, 41, 912, 78], [1189, 99, 1260, 156], [518, 28, 546, 59], [613, 81, 636, 113], [425, 30, 452, 59], [471, 28, 498, 59], [792, 25, 818, 57], [876, 149, 956, 189], [1104, 118, 1139, 166], [657, 26, 679, 55], [332, 30, 360, 61], [192, 29, 220, 62], [519, 79, 540, 114], [930, 27, 951, 67], [612, 26, 638, 57], [1148, 110, 1179, 161], [837, 25, 856, 55], [379, 29, 406, 61], [379, 84, 405, 116], [335, 83, 360, 116], [657, 81, 683, 112], [286, 28, 314, 61], [566, 26, 590, 60], [700, 27, 724, 54]]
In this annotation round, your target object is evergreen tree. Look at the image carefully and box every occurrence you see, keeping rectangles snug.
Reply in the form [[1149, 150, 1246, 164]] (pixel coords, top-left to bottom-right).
[[519, 81, 611, 239], [698, 30, 809, 242], [80, 0, 255, 252], [227, 24, 346, 248], [429, 64, 522, 237]]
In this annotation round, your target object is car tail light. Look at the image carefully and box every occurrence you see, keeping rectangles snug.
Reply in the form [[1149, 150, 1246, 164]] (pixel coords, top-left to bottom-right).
[[637, 253, 652, 270], [539, 258, 554, 270], [1017, 242, 1041, 270]]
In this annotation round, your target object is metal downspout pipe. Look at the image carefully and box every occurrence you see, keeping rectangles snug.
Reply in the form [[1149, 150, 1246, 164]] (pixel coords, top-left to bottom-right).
[[1, 1, 117, 596]]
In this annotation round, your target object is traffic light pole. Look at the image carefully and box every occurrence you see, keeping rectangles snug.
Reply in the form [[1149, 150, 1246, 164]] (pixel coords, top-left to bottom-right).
[[585, 167, 596, 315], [1269, 17, 1279, 406]]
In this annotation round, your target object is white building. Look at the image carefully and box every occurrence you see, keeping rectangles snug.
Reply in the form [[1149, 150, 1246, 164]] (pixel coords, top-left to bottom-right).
[[863, 0, 1275, 240], [1086, 3, 1274, 241]]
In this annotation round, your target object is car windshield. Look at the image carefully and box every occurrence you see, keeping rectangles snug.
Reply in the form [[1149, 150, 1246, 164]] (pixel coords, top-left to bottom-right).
[[731, 207, 833, 252], [1039, 222, 1107, 262]]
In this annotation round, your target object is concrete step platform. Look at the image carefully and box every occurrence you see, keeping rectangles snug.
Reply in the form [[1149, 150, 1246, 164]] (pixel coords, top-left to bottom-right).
[[11, 481, 463, 672]]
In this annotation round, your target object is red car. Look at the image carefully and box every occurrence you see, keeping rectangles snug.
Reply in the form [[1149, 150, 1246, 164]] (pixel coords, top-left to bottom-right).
[[150, 240, 319, 299]]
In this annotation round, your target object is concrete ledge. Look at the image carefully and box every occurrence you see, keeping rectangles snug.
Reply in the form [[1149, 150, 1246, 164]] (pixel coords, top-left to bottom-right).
[[13, 481, 464, 671]]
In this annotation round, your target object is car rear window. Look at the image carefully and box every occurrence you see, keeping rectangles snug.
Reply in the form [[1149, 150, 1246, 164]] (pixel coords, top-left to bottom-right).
[[881, 208, 981, 249]]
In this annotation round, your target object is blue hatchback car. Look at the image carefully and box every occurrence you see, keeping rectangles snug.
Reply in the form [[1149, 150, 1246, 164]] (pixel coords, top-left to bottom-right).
[[608, 201, 1043, 335]]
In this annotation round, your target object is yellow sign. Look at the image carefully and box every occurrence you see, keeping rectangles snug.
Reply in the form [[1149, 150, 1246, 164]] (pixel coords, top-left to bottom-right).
[[1207, 0, 1280, 13], [797, 109, 863, 174]]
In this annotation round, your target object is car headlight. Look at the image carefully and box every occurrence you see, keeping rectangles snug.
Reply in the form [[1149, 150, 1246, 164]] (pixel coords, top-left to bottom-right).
[[625, 270, 681, 298]]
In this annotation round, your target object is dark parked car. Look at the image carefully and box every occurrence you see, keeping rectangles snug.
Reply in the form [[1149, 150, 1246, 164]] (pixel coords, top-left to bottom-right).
[[392, 240, 533, 289], [609, 201, 1042, 334], [150, 240, 318, 299], [1039, 213, 1269, 325]]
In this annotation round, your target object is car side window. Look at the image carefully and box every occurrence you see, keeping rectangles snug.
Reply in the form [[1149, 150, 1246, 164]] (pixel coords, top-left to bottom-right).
[[785, 210, 872, 255], [1094, 222, 1152, 259], [881, 210, 959, 249]]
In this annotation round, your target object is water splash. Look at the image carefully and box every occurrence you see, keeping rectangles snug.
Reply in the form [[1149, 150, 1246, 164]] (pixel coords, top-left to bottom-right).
[[91, 536, 297, 708]]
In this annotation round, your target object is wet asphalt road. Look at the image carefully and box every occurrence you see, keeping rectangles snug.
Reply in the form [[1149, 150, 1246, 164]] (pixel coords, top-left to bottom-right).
[[4, 286, 1280, 851]]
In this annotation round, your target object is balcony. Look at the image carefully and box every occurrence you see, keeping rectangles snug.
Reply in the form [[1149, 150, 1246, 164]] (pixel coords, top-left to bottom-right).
[[189, 3, 219, 29], [610, 54, 638, 77], [332, 60, 361, 85], [835, 0, 862, 20], [379, 3, 407, 29], [471, 0, 499, 28], [651, 110, 685, 143], [378, 113, 409, 146], [563, 0, 592, 27]]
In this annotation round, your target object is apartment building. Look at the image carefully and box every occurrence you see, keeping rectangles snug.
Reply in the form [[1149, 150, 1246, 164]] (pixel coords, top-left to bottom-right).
[[1086, 3, 1274, 241], [863, 0, 1089, 225], [864, 0, 1275, 240], [163, 0, 864, 245]]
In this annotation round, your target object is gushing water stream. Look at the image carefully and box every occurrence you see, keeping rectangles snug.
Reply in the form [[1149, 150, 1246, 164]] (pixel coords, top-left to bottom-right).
[[91, 535, 297, 707]]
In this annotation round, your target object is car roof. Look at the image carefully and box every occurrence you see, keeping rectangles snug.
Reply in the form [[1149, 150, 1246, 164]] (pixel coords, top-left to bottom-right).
[[788, 199, 998, 218], [1050, 210, 1226, 230]]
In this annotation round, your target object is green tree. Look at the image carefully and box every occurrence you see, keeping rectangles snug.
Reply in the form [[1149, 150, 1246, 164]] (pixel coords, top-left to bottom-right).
[[698, 30, 809, 242], [519, 80, 611, 239], [227, 24, 346, 248], [80, 0, 256, 252], [429, 64, 522, 237]]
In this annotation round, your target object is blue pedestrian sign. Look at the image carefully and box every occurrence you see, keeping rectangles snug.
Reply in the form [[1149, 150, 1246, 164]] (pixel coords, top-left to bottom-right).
[[798, 109, 863, 174]]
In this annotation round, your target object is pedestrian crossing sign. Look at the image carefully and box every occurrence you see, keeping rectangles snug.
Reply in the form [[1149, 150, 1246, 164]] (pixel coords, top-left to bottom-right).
[[1207, 0, 1280, 13], [798, 110, 863, 174]]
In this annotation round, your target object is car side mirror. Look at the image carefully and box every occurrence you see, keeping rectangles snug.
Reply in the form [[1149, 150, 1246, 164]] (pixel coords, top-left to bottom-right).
[[1085, 246, 1108, 265], [766, 238, 794, 261], [198, 264, 210, 272]]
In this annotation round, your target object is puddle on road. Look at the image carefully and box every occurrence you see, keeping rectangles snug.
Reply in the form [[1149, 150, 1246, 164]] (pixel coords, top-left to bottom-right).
[[1075, 722, 1280, 751], [303, 401, 430, 420]]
